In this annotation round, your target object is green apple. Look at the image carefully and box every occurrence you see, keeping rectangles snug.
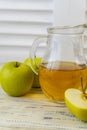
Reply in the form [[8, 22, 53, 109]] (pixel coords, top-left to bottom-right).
[[65, 88, 87, 121], [0, 61, 34, 97], [24, 57, 42, 87]]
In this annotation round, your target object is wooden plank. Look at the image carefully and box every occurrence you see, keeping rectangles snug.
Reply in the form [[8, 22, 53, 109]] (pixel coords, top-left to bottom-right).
[[0, 87, 86, 130]]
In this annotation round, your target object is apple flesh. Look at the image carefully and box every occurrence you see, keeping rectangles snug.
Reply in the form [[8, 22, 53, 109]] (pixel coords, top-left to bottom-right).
[[65, 88, 87, 121], [0, 62, 34, 96]]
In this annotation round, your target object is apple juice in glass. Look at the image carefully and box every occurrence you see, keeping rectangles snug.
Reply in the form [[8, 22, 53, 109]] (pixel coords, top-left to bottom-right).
[[30, 25, 87, 101]]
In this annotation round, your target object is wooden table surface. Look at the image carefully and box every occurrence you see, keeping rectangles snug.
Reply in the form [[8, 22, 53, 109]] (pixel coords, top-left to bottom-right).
[[0, 87, 87, 130]]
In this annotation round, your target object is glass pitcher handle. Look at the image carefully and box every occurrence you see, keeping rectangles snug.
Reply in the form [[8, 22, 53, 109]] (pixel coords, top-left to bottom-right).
[[30, 36, 47, 75]]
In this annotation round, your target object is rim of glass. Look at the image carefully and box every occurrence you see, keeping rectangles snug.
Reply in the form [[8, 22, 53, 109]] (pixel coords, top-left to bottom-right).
[[47, 24, 86, 35]]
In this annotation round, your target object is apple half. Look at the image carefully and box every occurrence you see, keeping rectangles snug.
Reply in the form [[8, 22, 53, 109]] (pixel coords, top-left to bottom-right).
[[65, 88, 87, 121]]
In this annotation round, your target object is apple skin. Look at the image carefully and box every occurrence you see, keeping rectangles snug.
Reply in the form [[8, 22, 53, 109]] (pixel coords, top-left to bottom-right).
[[24, 57, 42, 87], [0, 62, 34, 97], [65, 88, 87, 121]]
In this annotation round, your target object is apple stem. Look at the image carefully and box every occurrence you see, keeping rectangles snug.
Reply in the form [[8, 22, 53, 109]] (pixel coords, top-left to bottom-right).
[[16, 62, 19, 67]]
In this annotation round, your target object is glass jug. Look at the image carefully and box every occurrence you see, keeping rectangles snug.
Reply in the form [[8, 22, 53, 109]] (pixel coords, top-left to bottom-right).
[[30, 25, 87, 101]]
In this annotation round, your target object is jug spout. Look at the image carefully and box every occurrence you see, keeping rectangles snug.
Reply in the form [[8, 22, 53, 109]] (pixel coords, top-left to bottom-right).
[[73, 24, 87, 28], [72, 24, 87, 33]]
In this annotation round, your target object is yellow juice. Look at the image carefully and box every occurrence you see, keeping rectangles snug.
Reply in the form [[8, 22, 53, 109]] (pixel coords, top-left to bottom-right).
[[39, 61, 87, 101]]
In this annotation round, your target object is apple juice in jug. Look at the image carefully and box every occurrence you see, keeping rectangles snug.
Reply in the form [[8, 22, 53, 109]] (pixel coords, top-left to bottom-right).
[[39, 61, 87, 101]]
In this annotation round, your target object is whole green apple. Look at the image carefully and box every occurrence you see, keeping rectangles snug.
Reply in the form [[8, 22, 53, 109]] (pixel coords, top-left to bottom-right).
[[24, 57, 42, 87], [0, 62, 34, 96], [65, 88, 87, 121]]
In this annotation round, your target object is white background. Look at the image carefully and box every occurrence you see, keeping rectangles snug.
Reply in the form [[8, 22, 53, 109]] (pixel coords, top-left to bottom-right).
[[53, 0, 85, 26], [0, 0, 86, 64]]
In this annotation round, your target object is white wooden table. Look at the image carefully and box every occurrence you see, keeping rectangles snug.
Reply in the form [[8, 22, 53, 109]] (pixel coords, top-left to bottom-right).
[[0, 87, 87, 130]]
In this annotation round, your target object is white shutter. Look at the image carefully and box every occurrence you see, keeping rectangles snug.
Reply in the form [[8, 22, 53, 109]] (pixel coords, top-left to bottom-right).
[[0, 0, 53, 46], [0, 0, 85, 63], [0, 0, 54, 63], [84, 0, 87, 58]]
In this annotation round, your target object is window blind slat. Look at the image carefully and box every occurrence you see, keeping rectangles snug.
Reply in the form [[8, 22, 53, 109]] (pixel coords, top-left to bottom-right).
[[0, 10, 53, 23], [0, 34, 39, 46], [0, 0, 54, 46], [0, 0, 53, 11], [0, 22, 52, 35]]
